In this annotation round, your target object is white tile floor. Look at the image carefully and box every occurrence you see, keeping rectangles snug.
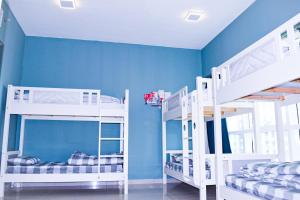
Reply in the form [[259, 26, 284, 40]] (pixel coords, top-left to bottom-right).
[[4, 183, 216, 200]]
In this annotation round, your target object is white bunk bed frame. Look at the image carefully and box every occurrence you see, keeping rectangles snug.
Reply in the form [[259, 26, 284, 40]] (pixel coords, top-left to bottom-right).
[[0, 85, 129, 197], [212, 13, 300, 200], [162, 76, 259, 200]]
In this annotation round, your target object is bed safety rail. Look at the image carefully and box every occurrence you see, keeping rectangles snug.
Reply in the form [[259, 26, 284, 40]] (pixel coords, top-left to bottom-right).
[[162, 86, 188, 121], [213, 13, 300, 104], [7, 85, 101, 117]]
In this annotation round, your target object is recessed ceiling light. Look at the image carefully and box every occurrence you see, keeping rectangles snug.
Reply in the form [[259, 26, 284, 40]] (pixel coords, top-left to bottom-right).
[[60, 0, 76, 9], [185, 10, 205, 22]]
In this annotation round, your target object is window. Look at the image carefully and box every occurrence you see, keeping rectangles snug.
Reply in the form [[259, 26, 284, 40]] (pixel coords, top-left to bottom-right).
[[282, 103, 300, 161], [227, 102, 300, 159], [227, 113, 253, 154], [227, 102, 277, 154]]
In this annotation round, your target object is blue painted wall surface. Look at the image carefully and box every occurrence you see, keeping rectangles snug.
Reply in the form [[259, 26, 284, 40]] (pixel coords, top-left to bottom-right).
[[202, 0, 300, 76], [0, 3, 25, 150], [20, 37, 202, 179]]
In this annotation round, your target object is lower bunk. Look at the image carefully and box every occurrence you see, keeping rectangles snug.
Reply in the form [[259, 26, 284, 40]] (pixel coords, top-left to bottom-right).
[[164, 154, 215, 186], [2, 151, 126, 188], [222, 161, 300, 200]]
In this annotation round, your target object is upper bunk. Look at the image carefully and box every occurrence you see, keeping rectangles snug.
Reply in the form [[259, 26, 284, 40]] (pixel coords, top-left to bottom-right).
[[162, 77, 253, 121], [213, 13, 300, 105], [6, 85, 129, 120]]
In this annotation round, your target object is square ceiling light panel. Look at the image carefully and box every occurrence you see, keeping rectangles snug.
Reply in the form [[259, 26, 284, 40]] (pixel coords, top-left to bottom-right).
[[60, 0, 76, 9]]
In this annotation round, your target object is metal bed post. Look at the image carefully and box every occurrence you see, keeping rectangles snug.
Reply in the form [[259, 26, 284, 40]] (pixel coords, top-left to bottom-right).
[[123, 89, 129, 195], [0, 86, 13, 197], [195, 77, 207, 200], [162, 99, 167, 185], [274, 101, 287, 162], [120, 123, 124, 153], [212, 68, 225, 200], [181, 87, 189, 179], [18, 116, 26, 156], [98, 91, 102, 178]]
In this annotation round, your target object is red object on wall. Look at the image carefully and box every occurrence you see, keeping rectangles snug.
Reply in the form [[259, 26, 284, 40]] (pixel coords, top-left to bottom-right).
[[144, 92, 155, 103], [144, 92, 162, 106]]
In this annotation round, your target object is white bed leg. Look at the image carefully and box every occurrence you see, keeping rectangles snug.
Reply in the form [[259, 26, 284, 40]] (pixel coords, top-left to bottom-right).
[[163, 175, 167, 185], [0, 183, 3, 199], [124, 178, 128, 195], [0, 181, 4, 198], [163, 183, 167, 195]]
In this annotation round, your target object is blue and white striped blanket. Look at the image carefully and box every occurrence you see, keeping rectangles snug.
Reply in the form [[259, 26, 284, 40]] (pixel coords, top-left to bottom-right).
[[226, 161, 300, 200], [7, 162, 123, 174], [7, 156, 40, 166], [166, 162, 211, 179], [67, 151, 123, 165], [166, 154, 212, 179]]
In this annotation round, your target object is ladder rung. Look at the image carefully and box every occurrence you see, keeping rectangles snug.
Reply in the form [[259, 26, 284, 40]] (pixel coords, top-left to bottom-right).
[[100, 155, 124, 158]]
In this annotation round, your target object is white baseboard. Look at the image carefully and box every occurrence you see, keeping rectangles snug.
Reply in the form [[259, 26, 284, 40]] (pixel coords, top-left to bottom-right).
[[10, 178, 180, 189], [129, 178, 180, 185]]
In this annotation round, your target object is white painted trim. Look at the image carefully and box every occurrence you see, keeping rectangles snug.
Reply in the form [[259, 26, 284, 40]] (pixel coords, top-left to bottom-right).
[[10, 179, 180, 189]]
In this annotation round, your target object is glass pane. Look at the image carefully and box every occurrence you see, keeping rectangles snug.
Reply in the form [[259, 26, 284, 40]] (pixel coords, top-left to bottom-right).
[[289, 129, 300, 161], [281, 30, 290, 55], [287, 104, 298, 125], [282, 106, 287, 125], [244, 132, 254, 153], [260, 131, 278, 154], [229, 134, 244, 153], [257, 102, 275, 126], [227, 116, 243, 132]]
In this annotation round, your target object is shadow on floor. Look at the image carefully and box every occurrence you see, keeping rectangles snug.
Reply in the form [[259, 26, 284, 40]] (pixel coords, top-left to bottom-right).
[[4, 183, 216, 200]]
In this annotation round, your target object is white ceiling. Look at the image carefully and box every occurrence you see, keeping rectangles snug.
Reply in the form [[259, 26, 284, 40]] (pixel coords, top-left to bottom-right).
[[7, 0, 255, 49]]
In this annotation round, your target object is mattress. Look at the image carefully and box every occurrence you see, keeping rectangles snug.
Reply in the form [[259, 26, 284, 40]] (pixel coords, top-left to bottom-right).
[[7, 162, 123, 174], [226, 174, 300, 200], [166, 161, 211, 179], [225, 161, 300, 200]]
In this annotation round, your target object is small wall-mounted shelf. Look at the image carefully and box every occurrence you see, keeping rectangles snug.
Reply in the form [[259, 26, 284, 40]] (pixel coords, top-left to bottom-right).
[[144, 90, 170, 107]]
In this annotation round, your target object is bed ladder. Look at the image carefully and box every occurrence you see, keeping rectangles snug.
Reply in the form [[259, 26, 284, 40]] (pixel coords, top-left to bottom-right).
[[97, 90, 129, 195], [181, 87, 190, 180]]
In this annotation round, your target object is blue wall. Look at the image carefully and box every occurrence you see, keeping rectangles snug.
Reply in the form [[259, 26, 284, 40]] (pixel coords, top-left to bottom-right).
[[0, 3, 25, 150], [202, 0, 300, 76], [20, 37, 202, 179]]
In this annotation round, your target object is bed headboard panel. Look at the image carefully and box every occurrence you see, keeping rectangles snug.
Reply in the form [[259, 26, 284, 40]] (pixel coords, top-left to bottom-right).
[[7, 85, 101, 116]]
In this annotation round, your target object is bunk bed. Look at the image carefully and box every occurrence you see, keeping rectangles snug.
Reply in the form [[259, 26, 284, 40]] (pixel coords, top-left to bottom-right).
[[212, 13, 300, 200], [162, 76, 258, 200], [0, 85, 129, 198]]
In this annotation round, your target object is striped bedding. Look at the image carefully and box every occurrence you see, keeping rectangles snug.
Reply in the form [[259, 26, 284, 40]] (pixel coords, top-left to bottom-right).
[[67, 151, 123, 165], [7, 152, 124, 174], [165, 154, 212, 179], [7, 162, 123, 174], [166, 161, 211, 179], [225, 161, 300, 200]]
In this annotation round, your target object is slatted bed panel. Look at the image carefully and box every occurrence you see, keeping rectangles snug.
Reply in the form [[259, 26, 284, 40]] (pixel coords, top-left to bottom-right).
[[213, 13, 300, 104], [8, 85, 101, 116]]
